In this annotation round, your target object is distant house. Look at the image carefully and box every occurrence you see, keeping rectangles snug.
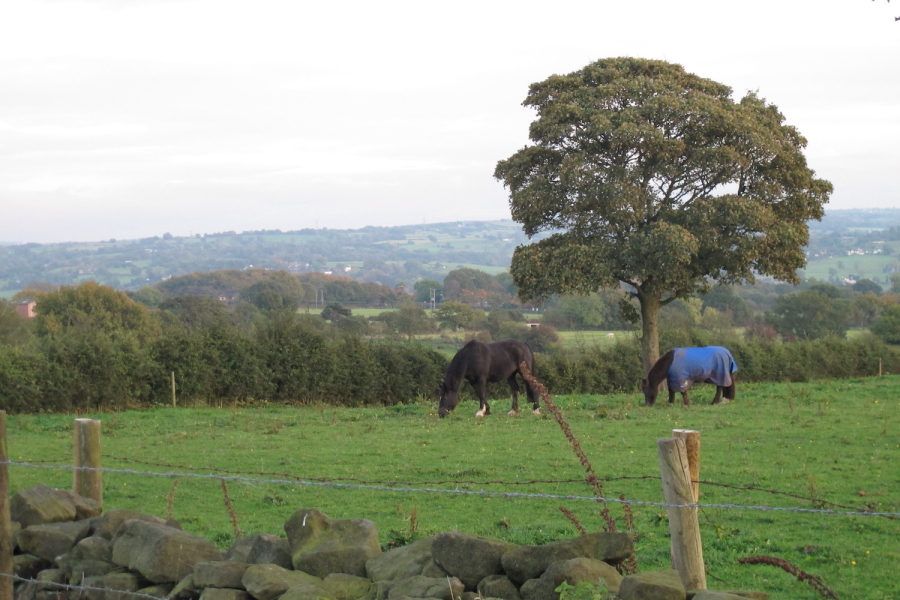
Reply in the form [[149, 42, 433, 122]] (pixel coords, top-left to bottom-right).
[[14, 300, 36, 319]]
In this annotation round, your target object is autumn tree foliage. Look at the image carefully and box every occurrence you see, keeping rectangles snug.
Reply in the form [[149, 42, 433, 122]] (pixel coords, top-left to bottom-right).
[[495, 58, 832, 368]]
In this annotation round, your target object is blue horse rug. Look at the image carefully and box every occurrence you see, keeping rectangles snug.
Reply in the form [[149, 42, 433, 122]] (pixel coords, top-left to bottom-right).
[[668, 346, 737, 393]]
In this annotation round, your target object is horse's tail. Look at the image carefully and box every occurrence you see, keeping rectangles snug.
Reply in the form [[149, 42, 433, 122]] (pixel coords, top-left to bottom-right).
[[724, 373, 737, 400], [523, 341, 536, 376]]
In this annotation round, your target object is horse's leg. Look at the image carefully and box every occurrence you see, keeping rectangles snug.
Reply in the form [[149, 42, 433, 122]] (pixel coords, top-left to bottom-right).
[[506, 375, 520, 416], [474, 377, 490, 418], [712, 386, 727, 404], [524, 375, 540, 415], [681, 391, 691, 406], [668, 389, 676, 404]]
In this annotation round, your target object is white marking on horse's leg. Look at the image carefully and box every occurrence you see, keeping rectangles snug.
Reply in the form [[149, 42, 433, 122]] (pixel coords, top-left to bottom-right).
[[532, 408, 541, 415], [507, 409, 519, 416], [475, 408, 486, 418], [302, 514, 307, 526]]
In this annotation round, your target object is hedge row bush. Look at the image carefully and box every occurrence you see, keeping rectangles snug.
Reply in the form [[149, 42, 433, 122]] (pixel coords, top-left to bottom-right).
[[2, 326, 898, 413]]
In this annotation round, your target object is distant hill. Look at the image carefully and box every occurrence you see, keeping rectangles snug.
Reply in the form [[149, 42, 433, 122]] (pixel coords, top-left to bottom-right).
[[3, 210, 899, 297]]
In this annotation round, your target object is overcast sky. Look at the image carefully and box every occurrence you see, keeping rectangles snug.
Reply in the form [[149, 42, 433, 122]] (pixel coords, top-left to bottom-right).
[[2, 0, 898, 244]]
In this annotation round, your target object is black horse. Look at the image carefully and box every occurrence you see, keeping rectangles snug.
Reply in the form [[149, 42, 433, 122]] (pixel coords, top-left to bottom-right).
[[438, 339, 540, 418], [641, 346, 737, 406]]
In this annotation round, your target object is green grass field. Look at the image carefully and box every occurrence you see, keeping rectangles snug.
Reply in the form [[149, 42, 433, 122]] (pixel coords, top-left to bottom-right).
[[5, 377, 899, 599]]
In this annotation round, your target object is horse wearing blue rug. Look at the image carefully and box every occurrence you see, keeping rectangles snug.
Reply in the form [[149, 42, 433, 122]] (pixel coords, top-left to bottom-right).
[[641, 346, 738, 406]]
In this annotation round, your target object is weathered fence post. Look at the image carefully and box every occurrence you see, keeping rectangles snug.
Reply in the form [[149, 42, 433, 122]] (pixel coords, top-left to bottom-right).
[[672, 429, 701, 502], [171, 371, 177, 408], [658, 436, 706, 590], [0, 411, 14, 600], [73, 419, 102, 507]]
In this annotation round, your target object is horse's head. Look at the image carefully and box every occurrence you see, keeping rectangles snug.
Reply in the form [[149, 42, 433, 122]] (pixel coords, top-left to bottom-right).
[[640, 377, 658, 405], [438, 381, 459, 418]]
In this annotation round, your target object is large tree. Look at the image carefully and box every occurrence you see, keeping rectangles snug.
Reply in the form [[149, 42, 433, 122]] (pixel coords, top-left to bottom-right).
[[494, 58, 832, 369]]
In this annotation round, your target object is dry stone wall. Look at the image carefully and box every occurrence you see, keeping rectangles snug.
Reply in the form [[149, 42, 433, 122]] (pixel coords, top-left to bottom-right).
[[7, 486, 768, 600]]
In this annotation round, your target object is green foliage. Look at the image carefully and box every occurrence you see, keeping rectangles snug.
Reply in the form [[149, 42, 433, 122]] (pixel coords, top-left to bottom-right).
[[35, 282, 157, 342], [159, 295, 235, 331], [240, 271, 314, 311], [413, 279, 442, 303], [0, 300, 33, 346], [495, 57, 832, 367], [321, 303, 352, 321], [127, 286, 164, 308], [871, 305, 900, 345], [434, 301, 484, 331], [766, 289, 850, 340]]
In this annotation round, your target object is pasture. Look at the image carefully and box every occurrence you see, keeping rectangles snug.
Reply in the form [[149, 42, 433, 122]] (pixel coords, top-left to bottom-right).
[[6, 376, 899, 600]]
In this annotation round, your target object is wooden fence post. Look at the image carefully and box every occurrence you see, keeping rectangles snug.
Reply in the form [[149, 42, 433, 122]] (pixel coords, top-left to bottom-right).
[[73, 419, 102, 507], [0, 411, 14, 600], [658, 437, 706, 590], [171, 371, 177, 408], [672, 429, 700, 502]]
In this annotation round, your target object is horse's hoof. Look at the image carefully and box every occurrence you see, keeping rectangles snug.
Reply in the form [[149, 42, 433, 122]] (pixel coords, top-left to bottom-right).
[[532, 408, 541, 415], [508, 410, 519, 416], [475, 409, 486, 418]]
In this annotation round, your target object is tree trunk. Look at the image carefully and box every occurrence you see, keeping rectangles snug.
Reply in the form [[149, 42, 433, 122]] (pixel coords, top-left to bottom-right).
[[638, 291, 662, 373]]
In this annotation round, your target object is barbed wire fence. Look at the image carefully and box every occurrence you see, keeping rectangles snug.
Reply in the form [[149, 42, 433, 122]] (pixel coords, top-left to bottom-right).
[[2, 382, 899, 600]]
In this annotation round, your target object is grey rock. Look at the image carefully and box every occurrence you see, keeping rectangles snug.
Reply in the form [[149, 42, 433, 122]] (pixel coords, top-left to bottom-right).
[[11, 485, 101, 528], [198, 589, 253, 600], [478, 574, 522, 600], [68, 559, 121, 585], [323, 572, 373, 600], [168, 574, 199, 600], [193, 561, 249, 590], [246, 534, 292, 569], [285, 509, 381, 578], [136, 583, 175, 598], [223, 537, 256, 563], [618, 569, 685, 600], [280, 583, 339, 600], [420, 560, 449, 579], [16, 520, 92, 561], [501, 533, 632, 585], [387, 575, 465, 600], [432, 532, 517, 590], [111, 520, 222, 584], [91, 509, 170, 540], [241, 563, 328, 600], [71, 536, 114, 562], [520, 558, 623, 600], [14, 554, 52, 580], [81, 572, 151, 600], [366, 538, 435, 582]]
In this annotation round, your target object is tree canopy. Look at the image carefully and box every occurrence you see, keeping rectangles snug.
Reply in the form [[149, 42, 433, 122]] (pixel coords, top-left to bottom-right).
[[495, 58, 832, 367]]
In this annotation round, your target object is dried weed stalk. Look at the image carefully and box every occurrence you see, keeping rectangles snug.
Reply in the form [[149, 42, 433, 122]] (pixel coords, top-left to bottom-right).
[[519, 362, 617, 532], [166, 478, 179, 521], [738, 555, 839, 600], [220, 478, 244, 538], [558, 506, 587, 535]]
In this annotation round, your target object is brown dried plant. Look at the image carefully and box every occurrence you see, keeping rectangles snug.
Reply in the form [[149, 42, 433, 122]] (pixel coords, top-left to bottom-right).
[[558, 506, 587, 535], [220, 478, 244, 538], [166, 478, 179, 521], [739, 556, 840, 600], [519, 362, 617, 532]]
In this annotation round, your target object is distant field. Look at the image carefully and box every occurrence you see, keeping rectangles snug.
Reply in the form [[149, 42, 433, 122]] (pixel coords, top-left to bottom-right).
[[803, 254, 898, 286]]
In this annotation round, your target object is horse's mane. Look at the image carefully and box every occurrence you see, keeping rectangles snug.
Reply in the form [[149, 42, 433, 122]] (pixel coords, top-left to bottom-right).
[[443, 340, 481, 385], [647, 349, 675, 382]]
